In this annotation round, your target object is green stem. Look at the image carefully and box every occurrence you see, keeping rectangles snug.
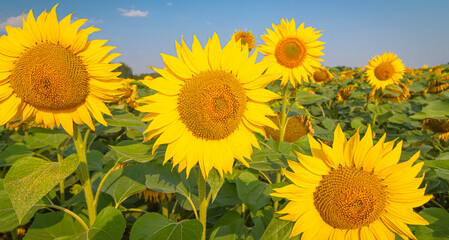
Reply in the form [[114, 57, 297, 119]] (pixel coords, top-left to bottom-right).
[[57, 147, 65, 205], [162, 198, 169, 218], [94, 165, 117, 210], [197, 170, 208, 240], [278, 85, 289, 143], [431, 199, 445, 209], [73, 124, 96, 226], [35, 204, 89, 232], [273, 172, 281, 212]]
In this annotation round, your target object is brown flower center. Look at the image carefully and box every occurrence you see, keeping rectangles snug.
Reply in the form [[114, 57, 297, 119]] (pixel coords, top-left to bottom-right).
[[274, 37, 306, 68], [10, 43, 89, 110], [177, 70, 246, 140], [313, 69, 328, 82], [313, 166, 387, 229], [374, 62, 395, 81]]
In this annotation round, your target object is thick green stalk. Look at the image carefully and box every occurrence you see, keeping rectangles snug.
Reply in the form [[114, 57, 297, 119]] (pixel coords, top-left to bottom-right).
[[197, 170, 208, 240], [73, 124, 97, 226], [278, 85, 290, 143]]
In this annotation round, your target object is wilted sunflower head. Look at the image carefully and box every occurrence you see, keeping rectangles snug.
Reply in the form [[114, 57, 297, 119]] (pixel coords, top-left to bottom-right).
[[310, 66, 334, 85], [370, 82, 410, 103], [137, 189, 174, 203], [113, 78, 138, 108], [339, 69, 355, 80], [232, 30, 256, 51], [258, 18, 325, 87], [265, 112, 314, 142], [272, 125, 432, 239], [365, 52, 405, 90], [422, 118, 449, 141], [0, 4, 122, 135], [425, 73, 449, 94], [337, 86, 357, 101]]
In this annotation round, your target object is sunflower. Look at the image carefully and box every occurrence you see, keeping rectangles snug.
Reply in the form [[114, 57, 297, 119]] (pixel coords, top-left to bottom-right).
[[0, 5, 122, 135], [429, 65, 444, 76], [272, 125, 432, 239], [310, 66, 333, 85], [426, 73, 449, 94], [422, 118, 449, 141], [339, 69, 355, 80], [258, 19, 325, 87], [137, 34, 280, 178], [233, 30, 256, 51], [369, 82, 410, 103], [113, 78, 138, 108], [265, 112, 314, 143], [337, 86, 356, 101], [137, 189, 174, 203], [365, 52, 405, 90]]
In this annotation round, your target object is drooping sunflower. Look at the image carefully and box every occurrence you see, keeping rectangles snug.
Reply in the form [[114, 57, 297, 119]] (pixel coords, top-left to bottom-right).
[[272, 125, 432, 239], [337, 86, 357, 101], [265, 112, 314, 142], [232, 30, 256, 51], [422, 118, 449, 141], [259, 19, 325, 87], [112, 78, 138, 108], [137, 34, 280, 178], [339, 69, 355, 80], [0, 5, 122, 135], [137, 189, 174, 203], [310, 66, 333, 85], [365, 52, 405, 90], [369, 82, 410, 103], [426, 73, 449, 94]]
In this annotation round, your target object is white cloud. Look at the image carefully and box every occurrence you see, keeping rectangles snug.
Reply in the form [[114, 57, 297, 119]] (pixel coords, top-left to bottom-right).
[[167, 2, 173, 6], [118, 8, 148, 17], [0, 15, 24, 32]]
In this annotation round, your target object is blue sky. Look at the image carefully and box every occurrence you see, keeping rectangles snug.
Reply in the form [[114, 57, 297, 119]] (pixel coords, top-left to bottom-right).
[[1, 0, 448, 74]]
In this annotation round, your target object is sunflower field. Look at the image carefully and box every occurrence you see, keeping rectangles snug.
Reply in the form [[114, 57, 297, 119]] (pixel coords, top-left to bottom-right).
[[1, 5, 449, 240]]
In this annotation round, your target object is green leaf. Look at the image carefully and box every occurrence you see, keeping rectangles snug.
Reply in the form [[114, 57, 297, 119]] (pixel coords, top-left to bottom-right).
[[130, 212, 202, 240], [76, 207, 126, 240], [260, 215, 299, 240], [416, 208, 449, 239], [3, 155, 79, 223], [411, 100, 449, 120], [209, 211, 247, 240], [295, 91, 329, 105], [0, 179, 42, 232], [144, 161, 194, 197], [106, 109, 147, 128], [23, 212, 85, 240], [101, 163, 148, 206], [24, 132, 68, 149], [0, 143, 33, 167], [235, 171, 271, 214], [109, 141, 162, 163], [87, 150, 104, 172], [208, 168, 224, 203]]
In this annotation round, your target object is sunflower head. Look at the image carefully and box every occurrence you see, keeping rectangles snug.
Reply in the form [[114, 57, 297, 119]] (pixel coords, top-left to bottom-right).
[[272, 125, 432, 239], [426, 73, 449, 94], [337, 86, 356, 101], [113, 78, 138, 108], [430, 65, 444, 76], [137, 33, 281, 178], [258, 18, 325, 87], [365, 52, 405, 90], [422, 65, 429, 69], [0, 4, 122, 135], [310, 66, 334, 85], [339, 69, 355, 80], [422, 118, 449, 141], [137, 189, 174, 203], [265, 113, 314, 142], [370, 82, 410, 103], [232, 30, 256, 51]]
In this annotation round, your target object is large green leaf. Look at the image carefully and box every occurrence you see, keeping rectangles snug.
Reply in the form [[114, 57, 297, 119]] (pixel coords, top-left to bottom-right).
[[209, 211, 247, 240], [411, 100, 449, 120], [0, 179, 42, 232], [144, 161, 194, 197], [130, 212, 202, 240], [24, 132, 68, 149], [76, 207, 126, 240], [235, 171, 271, 214], [23, 212, 85, 240], [3, 154, 79, 223], [260, 215, 299, 240], [295, 91, 329, 105], [105, 109, 147, 128], [0, 143, 33, 167], [109, 141, 163, 163], [101, 163, 148, 206], [415, 208, 449, 239]]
